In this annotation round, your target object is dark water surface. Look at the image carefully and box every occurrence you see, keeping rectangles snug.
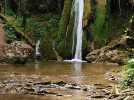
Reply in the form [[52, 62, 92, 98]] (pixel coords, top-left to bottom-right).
[[0, 62, 120, 100]]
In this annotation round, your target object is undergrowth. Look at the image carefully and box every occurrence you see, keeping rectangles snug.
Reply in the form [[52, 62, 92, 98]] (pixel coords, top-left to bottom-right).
[[121, 59, 134, 88], [5, 14, 60, 43]]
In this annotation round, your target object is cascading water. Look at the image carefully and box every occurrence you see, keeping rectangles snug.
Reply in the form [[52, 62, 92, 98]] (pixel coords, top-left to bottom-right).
[[72, 0, 84, 62], [35, 40, 41, 59]]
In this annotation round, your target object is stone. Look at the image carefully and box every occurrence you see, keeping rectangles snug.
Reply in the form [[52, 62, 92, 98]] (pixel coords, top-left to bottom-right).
[[0, 41, 33, 64], [55, 81, 66, 86], [91, 95, 105, 98], [86, 35, 133, 65]]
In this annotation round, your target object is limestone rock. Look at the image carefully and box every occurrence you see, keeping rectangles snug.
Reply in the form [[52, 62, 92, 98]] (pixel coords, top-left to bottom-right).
[[0, 41, 33, 64], [86, 35, 134, 64]]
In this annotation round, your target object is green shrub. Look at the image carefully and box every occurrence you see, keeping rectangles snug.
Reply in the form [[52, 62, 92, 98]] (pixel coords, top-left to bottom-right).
[[8, 14, 60, 42], [4, 24, 21, 43], [121, 59, 134, 88]]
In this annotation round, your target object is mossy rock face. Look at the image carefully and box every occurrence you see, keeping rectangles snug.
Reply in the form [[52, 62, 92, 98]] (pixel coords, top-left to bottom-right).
[[57, 0, 92, 58], [83, 0, 91, 27], [41, 39, 56, 60], [58, 0, 72, 40]]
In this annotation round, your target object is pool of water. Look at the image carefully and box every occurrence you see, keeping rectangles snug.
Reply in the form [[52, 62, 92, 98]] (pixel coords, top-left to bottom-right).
[[0, 62, 120, 100]]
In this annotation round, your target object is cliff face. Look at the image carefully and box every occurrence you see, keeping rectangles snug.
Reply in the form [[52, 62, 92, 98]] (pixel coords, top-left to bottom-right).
[[1, 0, 133, 61]]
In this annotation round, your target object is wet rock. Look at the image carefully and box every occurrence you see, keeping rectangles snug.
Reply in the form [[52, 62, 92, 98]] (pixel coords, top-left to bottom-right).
[[57, 94, 63, 96], [46, 84, 58, 88], [23, 87, 35, 92], [67, 86, 81, 90], [0, 41, 33, 64], [33, 81, 51, 85], [105, 72, 120, 82], [91, 95, 105, 98], [66, 84, 81, 90], [54, 81, 66, 86], [101, 89, 111, 95], [33, 84, 46, 92], [108, 94, 120, 99], [83, 88, 88, 91]]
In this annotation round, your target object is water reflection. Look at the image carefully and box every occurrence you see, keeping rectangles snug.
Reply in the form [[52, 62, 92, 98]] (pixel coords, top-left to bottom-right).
[[72, 62, 83, 84], [34, 60, 40, 70], [72, 62, 85, 96], [73, 62, 82, 76], [34, 60, 41, 75]]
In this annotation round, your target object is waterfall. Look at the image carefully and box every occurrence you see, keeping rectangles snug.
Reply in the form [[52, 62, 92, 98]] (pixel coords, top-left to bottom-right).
[[72, 0, 84, 62], [35, 40, 41, 58]]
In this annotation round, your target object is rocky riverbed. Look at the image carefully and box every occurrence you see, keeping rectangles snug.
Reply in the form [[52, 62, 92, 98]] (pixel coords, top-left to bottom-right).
[[0, 72, 133, 100]]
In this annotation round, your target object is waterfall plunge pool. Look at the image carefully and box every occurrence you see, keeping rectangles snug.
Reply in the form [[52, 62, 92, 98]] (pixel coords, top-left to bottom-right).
[[0, 62, 121, 100]]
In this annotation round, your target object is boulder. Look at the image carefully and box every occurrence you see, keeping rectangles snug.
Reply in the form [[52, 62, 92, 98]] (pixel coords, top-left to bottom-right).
[[86, 35, 134, 64], [0, 41, 33, 64]]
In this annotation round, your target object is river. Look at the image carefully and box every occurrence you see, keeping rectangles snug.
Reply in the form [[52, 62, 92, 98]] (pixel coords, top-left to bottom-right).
[[0, 62, 120, 100]]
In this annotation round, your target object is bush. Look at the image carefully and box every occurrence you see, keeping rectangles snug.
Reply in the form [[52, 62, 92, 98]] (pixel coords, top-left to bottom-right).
[[4, 24, 21, 43], [13, 14, 60, 42], [121, 59, 134, 88]]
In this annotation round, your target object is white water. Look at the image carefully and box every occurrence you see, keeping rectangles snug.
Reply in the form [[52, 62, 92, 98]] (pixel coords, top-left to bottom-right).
[[71, 0, 84, 62], [35, 40, 41, 57]]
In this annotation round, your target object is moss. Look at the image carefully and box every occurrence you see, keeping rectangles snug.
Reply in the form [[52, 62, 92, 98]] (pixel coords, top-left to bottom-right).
[[57, 0, 73, 58], [4, 24, 21, 43], [92, 0, 108, 45], [83, 0, 91, 27], [58, 0, 72, 40]]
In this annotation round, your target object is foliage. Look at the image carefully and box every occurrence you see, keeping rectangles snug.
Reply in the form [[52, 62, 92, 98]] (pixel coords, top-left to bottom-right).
[[9, 14, 60, 42], [4, 11, 60, 59], [27, 15, 60, 42], [5, 8, 15, 16], [4, 24, 21, 43], [121, 59, 134, 88]]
